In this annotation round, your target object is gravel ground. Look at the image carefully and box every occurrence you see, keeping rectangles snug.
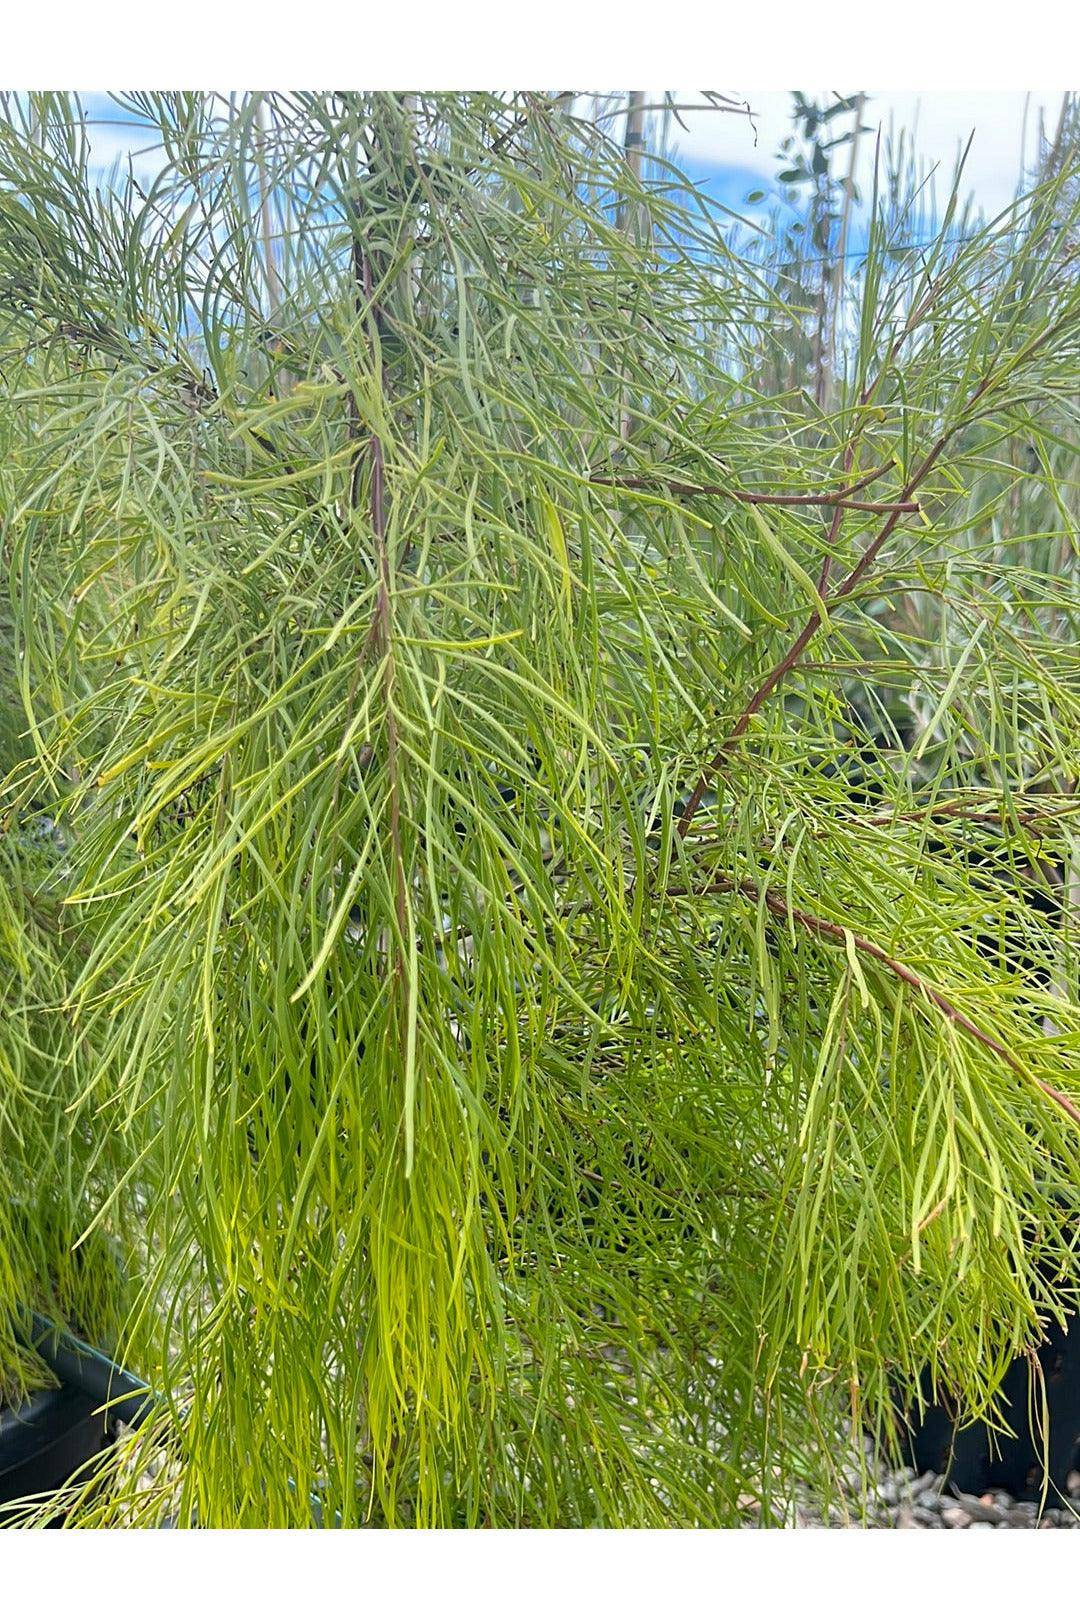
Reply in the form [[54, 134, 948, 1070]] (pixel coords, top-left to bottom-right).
[[790, 1464, 1080, 1529]]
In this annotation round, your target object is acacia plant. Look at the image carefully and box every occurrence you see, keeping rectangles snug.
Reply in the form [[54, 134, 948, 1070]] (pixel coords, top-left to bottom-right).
[[1, 91, 1078, 1526]]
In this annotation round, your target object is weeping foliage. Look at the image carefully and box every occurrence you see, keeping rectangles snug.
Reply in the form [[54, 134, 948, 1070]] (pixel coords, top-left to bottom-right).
[[0, 91, 1078, 1526]]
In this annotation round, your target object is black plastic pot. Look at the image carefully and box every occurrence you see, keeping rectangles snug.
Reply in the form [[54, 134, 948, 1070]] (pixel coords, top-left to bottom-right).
[[1, 1316, 336, 1525], [900, 1313, 1080, 1500], [0, 1313, 153, 1522], [0, 1385, 112, 1516]]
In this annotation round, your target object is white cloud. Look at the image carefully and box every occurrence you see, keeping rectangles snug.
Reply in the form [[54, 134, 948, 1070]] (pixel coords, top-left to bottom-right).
[[86, 124, 162, 185], [670, 90, 1072, 216]]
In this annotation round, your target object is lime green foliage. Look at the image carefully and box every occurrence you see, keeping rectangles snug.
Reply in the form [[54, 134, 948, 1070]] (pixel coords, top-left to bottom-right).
[[0, 92, 1078, 1525]]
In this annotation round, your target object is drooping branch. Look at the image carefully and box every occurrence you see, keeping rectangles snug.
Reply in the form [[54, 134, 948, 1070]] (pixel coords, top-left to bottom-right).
[[668, 872, 1080, 1128], [674, 407, 973, 839], [347, 191, 408, 974], [667, 269, 976, 841], [470, 92, 570, 173], [686, 795, 1080, 845], [855, 797, 1080, 832], [589, 469, 918, 514]]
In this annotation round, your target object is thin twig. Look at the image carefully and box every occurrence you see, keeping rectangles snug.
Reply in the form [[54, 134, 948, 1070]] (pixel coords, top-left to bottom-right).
[[687, 797, 1080, 845], [347, 199, 408, 970], [675, 359, 985, 839], [856, 798, 1080, 831], [668, 872, 1080, 1127], [589, 471, 918, 514], [467, 93, 568, 175], [673, 273, 953, 798], [825, 94, 868, 407]]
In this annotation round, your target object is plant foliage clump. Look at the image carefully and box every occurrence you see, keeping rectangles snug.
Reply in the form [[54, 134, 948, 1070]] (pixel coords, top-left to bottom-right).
[[0, 91, 1078, 1525]]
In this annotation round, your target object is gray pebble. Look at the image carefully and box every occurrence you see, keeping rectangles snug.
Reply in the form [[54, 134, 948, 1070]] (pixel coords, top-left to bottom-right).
[[941, 1505, 971, 1528], [798, 1435, 1080, 1529], [952, 1491, 1006, 1523]]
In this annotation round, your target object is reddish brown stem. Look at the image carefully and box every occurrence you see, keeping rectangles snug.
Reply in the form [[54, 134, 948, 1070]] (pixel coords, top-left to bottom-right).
[[821, 458, 898, 498], [814, 423, 884, 595], [589, 472, 917, 514], [669, 873, 1080, 1127], [706, 280, 949, 735], [356, 249, 408, 961], [471, 93, 567, 172], [688, 302, 1080, 835], [675, 431, 953, 840], [857, 798, 1080, 831], [816, 488, 848, 596], [688, 798, 1080, 845]]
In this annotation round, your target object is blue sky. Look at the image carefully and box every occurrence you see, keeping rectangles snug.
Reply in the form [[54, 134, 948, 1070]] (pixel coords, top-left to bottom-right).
[[672, 90, 1070, 219], [75, 90, 1070, 223]]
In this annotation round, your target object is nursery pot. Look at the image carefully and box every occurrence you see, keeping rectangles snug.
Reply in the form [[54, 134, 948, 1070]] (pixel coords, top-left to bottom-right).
[[0, 1313, 153, 1520], [899, 1311, 1080, 1500], [0, 1385, 112, 1513], [1, 1315, 334, 1525]]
